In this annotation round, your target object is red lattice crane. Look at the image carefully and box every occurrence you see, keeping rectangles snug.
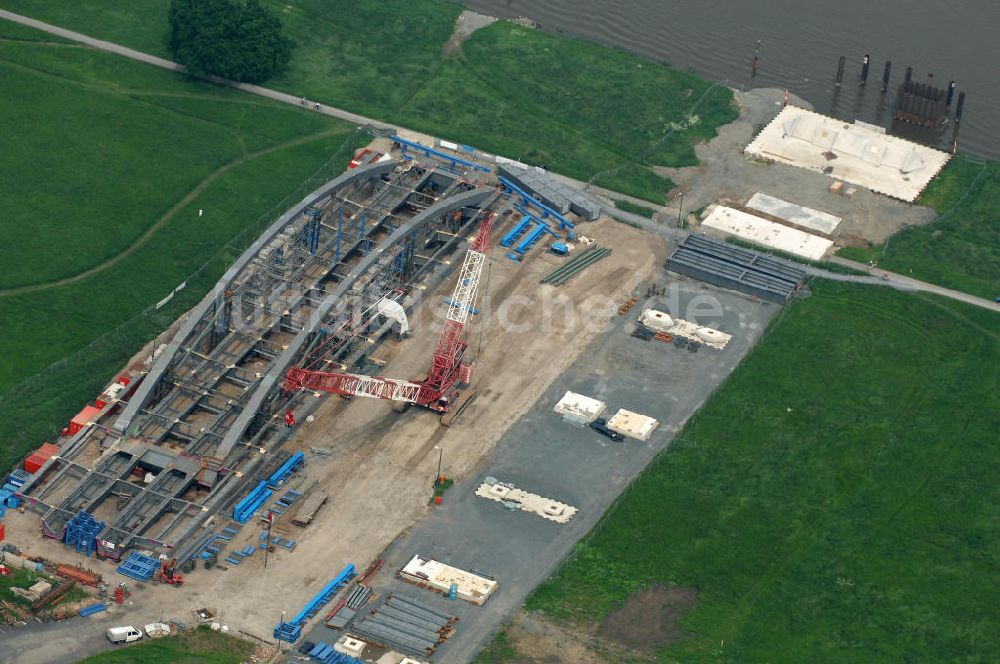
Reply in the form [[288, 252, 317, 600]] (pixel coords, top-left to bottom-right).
[[284, 211, 494, 413]]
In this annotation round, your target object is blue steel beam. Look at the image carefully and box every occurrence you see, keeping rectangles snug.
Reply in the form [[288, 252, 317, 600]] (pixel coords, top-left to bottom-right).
[[500, 177, 573, 230], [500, 214, 532, 248], [392, 135, 491, 173]]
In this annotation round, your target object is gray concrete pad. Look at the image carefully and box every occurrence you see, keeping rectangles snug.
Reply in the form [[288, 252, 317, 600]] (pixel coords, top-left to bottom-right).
[[296, 272, 777, 662]]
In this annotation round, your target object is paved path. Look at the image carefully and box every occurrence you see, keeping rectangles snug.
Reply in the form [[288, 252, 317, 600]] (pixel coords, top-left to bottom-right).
[[0, 9, 395, 132], [2, 8, 996, 315]]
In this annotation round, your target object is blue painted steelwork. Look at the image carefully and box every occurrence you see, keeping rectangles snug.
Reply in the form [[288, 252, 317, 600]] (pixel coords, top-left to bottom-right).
[[515, 223, 549, 254], [550, 242, 570, 255], [499, 177, 573, 229], [359, 213, 369, 254], [116, 552, 160, 581], [233, 480, 273, 523], [302, 207, 322, 255], [267, 451, 305, 488], [444, 297, 480, 316], [392, 135, 491, 173], [500, 214, 532, 248], [78, 603, 107, 617], [64, 511, 105, 556], [308, 642, 364, 664], [274, 563, 357, 643]]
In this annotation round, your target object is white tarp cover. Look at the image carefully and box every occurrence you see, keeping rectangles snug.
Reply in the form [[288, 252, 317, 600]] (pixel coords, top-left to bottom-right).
[[747, 106, 950, 202], [639, 309, 674, 332], [376, 298, 408, 335], [607, 409, 659, 442], [399, 555, 498, 605], [702, 206, 834, 260], [475, 479, 578, 524], [553, 391, 606, 423]]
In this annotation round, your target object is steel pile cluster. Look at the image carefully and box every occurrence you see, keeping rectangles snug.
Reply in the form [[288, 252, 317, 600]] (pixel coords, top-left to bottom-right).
[[350, 593, 458, 659], [540, 245, 612, 286], [326, 584, 375, 629]]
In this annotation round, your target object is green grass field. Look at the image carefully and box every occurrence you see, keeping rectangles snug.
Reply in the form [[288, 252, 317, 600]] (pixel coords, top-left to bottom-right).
[[524, 280, 1000, 662], [0, 19, 361, 471], [0, 0, 737, 203], [840, 156, 1000, 299], [613, 199, 658, 219], [77, 625, 253, 664]]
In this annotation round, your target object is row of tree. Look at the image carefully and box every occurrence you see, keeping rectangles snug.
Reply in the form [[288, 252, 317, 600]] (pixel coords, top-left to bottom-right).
[[168, 0, 292, 84]]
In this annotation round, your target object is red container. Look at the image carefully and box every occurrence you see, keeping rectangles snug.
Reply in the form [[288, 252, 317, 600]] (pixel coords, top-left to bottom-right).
[[24, 453, 47, 474], [38, 443, 60, 459], [0, 523, 5, 543], [68, 406, 102, 435]]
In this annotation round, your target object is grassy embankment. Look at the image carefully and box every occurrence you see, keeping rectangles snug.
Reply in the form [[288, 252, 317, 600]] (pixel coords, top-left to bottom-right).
[[840, 156, 1000, 299], [77, 625, 253, 664], [0, 0, 737, 204], [499, 280, 1000, 662], [613, 200, 657, 219], [0, 19, 362, 470]]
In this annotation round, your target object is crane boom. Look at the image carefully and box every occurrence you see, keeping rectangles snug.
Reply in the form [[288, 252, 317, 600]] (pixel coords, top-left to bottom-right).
[[284, 209, 495, 413], [285, 368, 422, 402]]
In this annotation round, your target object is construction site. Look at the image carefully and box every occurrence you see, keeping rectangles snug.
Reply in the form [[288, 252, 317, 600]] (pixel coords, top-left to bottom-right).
[[3, 94, 953, 661], [0, 129, 683, 659]]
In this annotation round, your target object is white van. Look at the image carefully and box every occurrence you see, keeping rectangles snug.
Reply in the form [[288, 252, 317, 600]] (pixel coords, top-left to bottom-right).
[[106, 625, 143, 644]]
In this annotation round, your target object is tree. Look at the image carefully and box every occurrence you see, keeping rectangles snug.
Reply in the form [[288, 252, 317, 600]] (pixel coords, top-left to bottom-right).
[[168, 0, 293, 84]]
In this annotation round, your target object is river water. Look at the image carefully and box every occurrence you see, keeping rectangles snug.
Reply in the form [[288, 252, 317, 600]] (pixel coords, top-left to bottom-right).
[[461, 0, 999, 159]]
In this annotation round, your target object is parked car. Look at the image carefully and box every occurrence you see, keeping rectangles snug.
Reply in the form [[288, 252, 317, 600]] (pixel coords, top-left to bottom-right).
[[590, 417, 623, 441], [106, 626, 143, 644]]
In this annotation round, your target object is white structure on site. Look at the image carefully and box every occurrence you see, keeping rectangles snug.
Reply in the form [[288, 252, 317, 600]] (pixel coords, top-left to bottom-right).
[[701, 206, 834, 260], [607, 409, 659, 442], [398, 555, 498, 605], [746, 192, 842, 235], [553, 391, 606, 425], [376, 297, 409, 335], [638, 309, 732, 350], [745, 106, 950, 202], [475, 478, 578, 524]]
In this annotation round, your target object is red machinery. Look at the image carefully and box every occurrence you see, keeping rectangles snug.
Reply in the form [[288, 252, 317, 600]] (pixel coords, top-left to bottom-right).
[[160, 560, 184, 587], [284, 211, 495, 413]]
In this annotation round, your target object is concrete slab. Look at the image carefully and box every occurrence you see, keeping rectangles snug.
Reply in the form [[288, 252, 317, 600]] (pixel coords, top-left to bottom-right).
[[745, 106, 950, 202], [746, 192, 842, 234], [702, 206, 834, 260]]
